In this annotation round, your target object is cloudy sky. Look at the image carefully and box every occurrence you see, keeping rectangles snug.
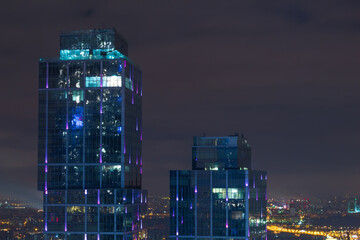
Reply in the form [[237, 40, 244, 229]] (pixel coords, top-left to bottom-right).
[[0, 0, 359, 206]]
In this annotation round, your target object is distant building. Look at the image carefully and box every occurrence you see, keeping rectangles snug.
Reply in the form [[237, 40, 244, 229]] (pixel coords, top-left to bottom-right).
[[348, 198, 360, 213], [289, 200, 296, 217], [38, 29, 147, 239], [170, 134, 267, 239]]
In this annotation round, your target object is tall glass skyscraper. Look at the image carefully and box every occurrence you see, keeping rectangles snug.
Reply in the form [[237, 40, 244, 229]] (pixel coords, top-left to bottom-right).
[[38, 29, 147, 240], [170, 134, 267, 239]]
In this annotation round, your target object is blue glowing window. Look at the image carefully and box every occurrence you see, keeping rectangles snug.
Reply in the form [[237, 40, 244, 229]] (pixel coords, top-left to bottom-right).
[[117, 126, 122, 133], [71, 107, 84, 129]]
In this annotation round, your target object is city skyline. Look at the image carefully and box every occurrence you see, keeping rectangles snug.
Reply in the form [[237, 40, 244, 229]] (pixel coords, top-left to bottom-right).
[[0, 1, 360, 206]]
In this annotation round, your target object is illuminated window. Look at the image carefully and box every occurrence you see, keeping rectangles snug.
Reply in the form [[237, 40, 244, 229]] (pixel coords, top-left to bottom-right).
[[60, 49, 89, 60], [212, 188, 244, 199], [103, 76, 122, 87], [85, 77, 101, 87], [71, 91, 83, 103]]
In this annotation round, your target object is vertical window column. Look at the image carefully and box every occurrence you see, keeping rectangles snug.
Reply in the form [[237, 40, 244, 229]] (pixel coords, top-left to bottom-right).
[[65, 62, 69, 235], [121, 59, 126, 188], [83, 62, 86, 189], [195, 171, 197, 237], [100, 61, 103, 188], [246, 170, 250, 238], [210, 170, 213, 237], [176, 171, 179, 236], [226, 171, 229, 236]]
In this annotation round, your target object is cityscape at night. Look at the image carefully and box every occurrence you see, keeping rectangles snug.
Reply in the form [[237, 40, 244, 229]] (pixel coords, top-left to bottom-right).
[[0, 0, 360, 239]]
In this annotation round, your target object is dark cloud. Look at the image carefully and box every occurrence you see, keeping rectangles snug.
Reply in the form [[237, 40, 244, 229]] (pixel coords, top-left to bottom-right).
[[0, 0, 359, 204]]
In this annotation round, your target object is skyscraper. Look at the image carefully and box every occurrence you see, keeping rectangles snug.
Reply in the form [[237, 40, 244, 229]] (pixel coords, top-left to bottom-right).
[[170, 134, 267, 239], [38, 29, 147, 240]]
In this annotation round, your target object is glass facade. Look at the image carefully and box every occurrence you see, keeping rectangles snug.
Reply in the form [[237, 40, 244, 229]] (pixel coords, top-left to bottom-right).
[[170, 135, 267, 239], [38, 29, 146, 240], [192, 134, 252, 170]]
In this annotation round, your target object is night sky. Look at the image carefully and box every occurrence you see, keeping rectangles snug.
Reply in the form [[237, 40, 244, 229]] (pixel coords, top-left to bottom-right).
[[1, 0, 360, 206]]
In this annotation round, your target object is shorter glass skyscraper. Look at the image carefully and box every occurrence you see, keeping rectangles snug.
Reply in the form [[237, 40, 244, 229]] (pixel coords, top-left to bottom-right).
[[170, 134, 267, 239]]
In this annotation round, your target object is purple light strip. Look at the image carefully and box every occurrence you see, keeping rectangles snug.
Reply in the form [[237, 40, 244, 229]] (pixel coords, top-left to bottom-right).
[[97, 189, 100, 204], [100, 73, 103, 88], [124, 138, 126, 154], [132, 72, 134, 92], [129, 150, 131, 164], [253, 176, 255, 188], [195, 186, 197, 193], [46, 62, 49, 89], [97, 234, 100, 240], [141, 220, 143, 229], [85, 189, 87, 195], [140, 126, 142, 141], [256, 189, 258, 201], [84, 234, 87, 240], [124, 60, 126, 68], [140, 156, 142, 166], [45, 166, 48, 173], [45, 222, 47, 231], [136, 154, 138, 165], [140, 167, 142, 174], [99, 144, 102, 163], [132, 93, 134, 104], [136, 118, 138, 131], [226, 219, 228, 228], [265, 188, 267, 200], [125, 206, 127, 213]]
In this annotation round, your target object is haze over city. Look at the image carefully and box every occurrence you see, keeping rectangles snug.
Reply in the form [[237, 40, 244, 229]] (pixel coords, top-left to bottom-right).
[[0, 0, 359, 207]]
